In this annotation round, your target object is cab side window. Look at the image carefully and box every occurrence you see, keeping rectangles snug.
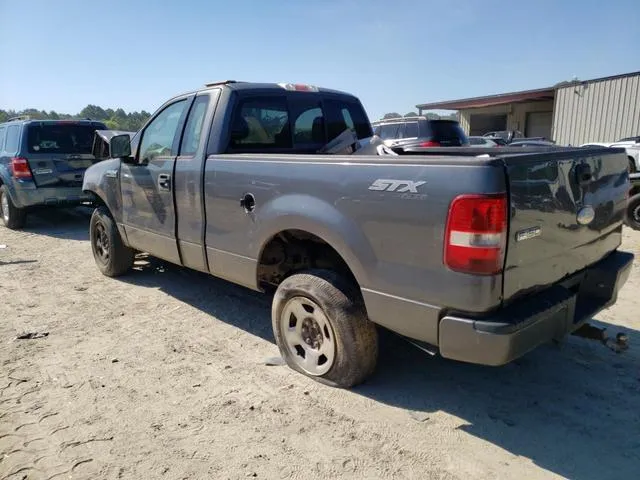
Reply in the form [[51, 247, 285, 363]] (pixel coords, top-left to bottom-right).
[[139, 99, 189, 163], [0, 127, 6, 152], [180, 95, 210, 157]]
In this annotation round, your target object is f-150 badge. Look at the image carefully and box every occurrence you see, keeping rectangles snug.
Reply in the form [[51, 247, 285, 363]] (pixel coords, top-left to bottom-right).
[[368, 179, 426, 193]]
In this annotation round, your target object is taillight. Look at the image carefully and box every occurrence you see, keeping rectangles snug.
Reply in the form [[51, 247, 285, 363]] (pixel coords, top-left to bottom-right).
[[444, 194, 507, 275], [420, 140, 441, 147], [10, 158, 32, 180]]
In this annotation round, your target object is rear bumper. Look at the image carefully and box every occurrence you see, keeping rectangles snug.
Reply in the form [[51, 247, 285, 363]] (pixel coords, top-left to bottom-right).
[[12, 185, 95, 209], [438, 250, 634, 366]]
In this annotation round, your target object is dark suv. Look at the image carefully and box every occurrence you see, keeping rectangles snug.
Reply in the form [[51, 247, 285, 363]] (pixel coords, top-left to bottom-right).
[[371, 116, 468, 148], [0, 117, 107, 229]]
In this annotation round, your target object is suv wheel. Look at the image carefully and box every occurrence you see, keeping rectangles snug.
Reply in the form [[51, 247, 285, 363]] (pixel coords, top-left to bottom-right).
[[271, 270, 378, 388], [90, 207, 134, 277], [0, 185, 27, 229]]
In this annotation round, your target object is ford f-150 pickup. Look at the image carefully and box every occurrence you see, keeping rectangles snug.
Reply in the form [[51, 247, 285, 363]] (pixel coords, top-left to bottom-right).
[[82, 80, 633, 388]]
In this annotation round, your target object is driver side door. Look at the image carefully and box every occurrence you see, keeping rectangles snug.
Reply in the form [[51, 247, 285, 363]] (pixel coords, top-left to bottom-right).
[[120, 96, 192, 264]]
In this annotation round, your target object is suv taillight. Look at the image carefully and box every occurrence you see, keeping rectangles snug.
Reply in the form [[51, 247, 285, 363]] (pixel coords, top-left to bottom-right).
[[444, 194, 507, 275], [420, 140, 441, 147], [10, 158, 32, 180]]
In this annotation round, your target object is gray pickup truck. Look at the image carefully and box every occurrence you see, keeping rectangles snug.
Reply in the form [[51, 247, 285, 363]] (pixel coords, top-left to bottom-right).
[[82, 81, 633, 388]]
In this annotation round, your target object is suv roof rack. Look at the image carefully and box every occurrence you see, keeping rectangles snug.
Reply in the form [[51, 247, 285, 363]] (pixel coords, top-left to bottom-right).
[[372, 116, 426, 124], [204, 80, 242, 87], [7, 115, 31, 122]]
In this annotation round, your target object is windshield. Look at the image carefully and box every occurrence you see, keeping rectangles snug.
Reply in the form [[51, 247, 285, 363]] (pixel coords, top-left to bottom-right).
[[27, 124, 102, 154]]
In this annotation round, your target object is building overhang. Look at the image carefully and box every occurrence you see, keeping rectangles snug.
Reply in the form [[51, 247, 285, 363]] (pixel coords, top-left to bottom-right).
[[416, 88, 556, 111]]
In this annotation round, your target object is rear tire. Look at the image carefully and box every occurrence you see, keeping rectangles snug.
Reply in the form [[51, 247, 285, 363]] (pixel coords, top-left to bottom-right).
[[625, 193, 640, 231], [271, 270, 378, 388], [0, 185, 27, 230], [90, 207, 134, 277]]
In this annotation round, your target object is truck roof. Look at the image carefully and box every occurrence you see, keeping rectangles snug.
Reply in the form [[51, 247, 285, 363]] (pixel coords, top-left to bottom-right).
[[169, 80, 360, 102]]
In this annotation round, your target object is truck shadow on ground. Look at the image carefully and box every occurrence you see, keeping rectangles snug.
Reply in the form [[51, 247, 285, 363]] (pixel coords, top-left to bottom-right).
[[122, 255, 639, 480], [18, 207, 92, 241]]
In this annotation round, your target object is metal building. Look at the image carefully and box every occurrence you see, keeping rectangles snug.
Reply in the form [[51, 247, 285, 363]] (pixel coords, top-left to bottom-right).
[[415, 71, 640, 145]]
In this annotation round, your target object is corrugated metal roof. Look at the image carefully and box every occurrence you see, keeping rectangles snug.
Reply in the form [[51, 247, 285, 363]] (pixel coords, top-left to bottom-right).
[[417, 70, 640, 111], [416, 88, 555, 110]]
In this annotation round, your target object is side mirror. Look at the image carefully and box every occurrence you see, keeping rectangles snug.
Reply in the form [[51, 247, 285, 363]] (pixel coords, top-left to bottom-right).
[[110, 134, 132, 160]]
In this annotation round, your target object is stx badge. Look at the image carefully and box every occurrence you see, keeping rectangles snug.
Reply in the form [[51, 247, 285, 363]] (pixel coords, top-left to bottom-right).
[[368, 179, 426, 193]]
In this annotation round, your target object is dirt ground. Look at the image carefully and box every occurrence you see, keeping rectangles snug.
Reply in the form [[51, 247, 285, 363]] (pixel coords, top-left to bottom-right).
[[1, 208, 639, 480]]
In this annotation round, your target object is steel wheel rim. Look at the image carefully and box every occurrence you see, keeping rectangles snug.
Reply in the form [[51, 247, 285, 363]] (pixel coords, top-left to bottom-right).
[[93, 221, 110, 262], [633, 204, 640, 223], [1, 193, 9, 223], [280, 296, 336, 376]]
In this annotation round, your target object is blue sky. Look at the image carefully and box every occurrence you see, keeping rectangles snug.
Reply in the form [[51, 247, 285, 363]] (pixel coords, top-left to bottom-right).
[[0, 0, 638, 121]]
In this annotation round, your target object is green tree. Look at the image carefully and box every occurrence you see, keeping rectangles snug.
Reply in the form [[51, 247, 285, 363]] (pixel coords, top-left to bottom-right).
[[382, 112, 402, 119], [404, 112, 418, 117]]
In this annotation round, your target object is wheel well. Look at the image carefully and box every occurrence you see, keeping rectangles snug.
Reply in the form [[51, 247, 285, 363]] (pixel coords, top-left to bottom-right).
[[257, 229, 358, 290], [629, 156, 637, 172], [630, 185, 640, 197]]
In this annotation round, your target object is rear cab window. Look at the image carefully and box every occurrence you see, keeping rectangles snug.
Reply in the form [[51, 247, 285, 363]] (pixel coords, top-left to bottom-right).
[[26, 123, 104, 154], [226, 92, 372, 153]]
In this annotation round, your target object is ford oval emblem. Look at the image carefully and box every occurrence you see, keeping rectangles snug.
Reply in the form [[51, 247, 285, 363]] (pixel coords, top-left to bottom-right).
[[576, 206, 595, 225]]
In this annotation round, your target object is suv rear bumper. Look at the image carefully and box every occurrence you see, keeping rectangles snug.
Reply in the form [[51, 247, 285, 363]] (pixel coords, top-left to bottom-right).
[[438, 250, 633, 366], [12, 185, 95, 209]]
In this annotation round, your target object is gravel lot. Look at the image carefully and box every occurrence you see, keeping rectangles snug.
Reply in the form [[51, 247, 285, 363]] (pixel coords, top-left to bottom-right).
[[1, 208, 639, 480]]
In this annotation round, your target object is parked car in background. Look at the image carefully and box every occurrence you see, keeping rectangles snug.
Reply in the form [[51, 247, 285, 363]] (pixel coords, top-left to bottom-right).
[[509, 139, 557, 147], [581, 140, 640, 172], [483, 130, 551, 145], [483, 130, 524, 142], [0, 117, 107, 229], [468, 136, 500, 147], [626, 172, 640, 230], [83, 80, 632, 388], [371, 116, 468, 148], [617, 135, 640, 143]]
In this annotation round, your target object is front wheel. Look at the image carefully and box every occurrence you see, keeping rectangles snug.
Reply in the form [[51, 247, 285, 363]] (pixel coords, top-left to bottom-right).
[[0, 185, 27, 230], [271, 270, 378, 388], [626, 193, 640, 231], [90, 207, 134, 277]]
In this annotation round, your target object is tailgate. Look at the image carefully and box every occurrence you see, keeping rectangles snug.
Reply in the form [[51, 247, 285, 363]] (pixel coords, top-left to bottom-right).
[[25, 122, 101, 187], [503, 148, 629, 302], [27, 153, 95, 187]]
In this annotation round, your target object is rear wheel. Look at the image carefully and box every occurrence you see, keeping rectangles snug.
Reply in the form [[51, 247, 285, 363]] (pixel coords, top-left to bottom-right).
[[271, 270, 378, 388], [90, 207, 134, 277], [626, 193, 640, 231], [0, 185, 26, 230]]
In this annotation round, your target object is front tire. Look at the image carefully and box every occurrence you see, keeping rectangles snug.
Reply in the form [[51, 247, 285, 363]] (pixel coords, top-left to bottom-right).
[[626, 193, 640, 231], [90, 207, 134, 277], [271, 270, 378, 388], [0, 185, 27, 230]]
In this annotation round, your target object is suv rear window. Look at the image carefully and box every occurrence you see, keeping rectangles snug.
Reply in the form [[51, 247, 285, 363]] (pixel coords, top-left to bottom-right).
[[27, 123, 103, 154], [429, 120, 468, 145]]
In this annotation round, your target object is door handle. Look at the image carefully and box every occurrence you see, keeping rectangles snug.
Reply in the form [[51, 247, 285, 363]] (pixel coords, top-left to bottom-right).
[[158, 174, 171, 191]]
